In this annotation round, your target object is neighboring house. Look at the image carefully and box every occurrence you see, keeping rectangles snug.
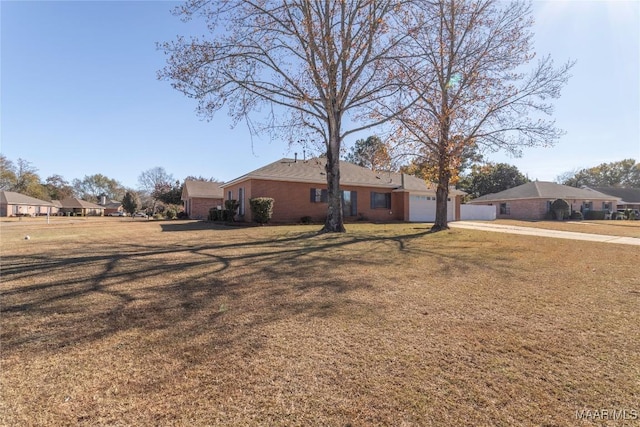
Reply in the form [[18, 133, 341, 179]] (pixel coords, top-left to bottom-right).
[[98, 196, 124, 216], [56, 197, 105, 216], [584, 187, 640, 211], [181, 180, 224, 220], [467, 181, 619, 220], [0, 191, 55, 217], [50, 200, 62, 215], [221, 157, 465, 223]]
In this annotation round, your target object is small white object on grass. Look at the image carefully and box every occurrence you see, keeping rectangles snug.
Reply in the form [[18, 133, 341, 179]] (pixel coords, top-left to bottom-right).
[[24, 235, 30, 240]]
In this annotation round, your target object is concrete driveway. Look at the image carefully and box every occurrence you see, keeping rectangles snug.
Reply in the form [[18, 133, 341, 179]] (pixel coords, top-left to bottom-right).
[[449, 221, 640, 246]]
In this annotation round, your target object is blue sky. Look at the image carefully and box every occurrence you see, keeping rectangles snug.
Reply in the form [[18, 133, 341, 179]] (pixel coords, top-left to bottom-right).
[[2, 0, 639, 189]]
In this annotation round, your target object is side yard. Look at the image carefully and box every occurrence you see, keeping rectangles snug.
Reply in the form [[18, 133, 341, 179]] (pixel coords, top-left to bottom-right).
[[1, 221, 638, 426], [491, 219, 640, 238]]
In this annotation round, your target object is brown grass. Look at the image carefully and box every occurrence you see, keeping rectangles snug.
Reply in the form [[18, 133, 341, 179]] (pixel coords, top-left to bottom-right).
[[492, 219, 640, 238], [1, 219, 639, 426]]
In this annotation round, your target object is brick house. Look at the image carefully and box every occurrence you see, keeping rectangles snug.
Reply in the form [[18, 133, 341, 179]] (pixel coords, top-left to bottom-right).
[[0, 191, 55, 217], [585, 186, 640, 212], [467, 181, 619, 220], [221, 157, 464, 223], [98, 195, 124, 216], [181, 180, 224, 220], [57, 197, 105, 216]]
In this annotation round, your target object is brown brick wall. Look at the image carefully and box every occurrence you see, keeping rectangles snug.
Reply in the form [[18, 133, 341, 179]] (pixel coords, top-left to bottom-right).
[[223, 179, 407, 223], [187, 197, 223, 220]]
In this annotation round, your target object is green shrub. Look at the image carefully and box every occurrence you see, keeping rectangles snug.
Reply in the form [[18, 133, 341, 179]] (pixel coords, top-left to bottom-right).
[[300, 216, 313, 224], [249, 197, 274, 224], [166, 208, 177, 219], [209, 208, 223, 221], [569, 210, 583, 220], [223, 200, 239, 222], [584, 210, 606, 220], [550, 199, 570, 220], [153, 213, 164, 220]]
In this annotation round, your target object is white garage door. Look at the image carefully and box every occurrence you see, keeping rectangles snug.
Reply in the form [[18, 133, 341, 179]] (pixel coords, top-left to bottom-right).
[[409, 195, 454, 222]]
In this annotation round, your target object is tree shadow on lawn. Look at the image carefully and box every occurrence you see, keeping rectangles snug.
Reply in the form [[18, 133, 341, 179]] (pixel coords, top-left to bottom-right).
[[1, 227, 517, 356]]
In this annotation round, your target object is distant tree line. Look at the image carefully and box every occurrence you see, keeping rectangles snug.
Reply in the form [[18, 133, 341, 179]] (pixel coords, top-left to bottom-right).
[[0, 154, 220, 215], [557, 159, 639, 188]]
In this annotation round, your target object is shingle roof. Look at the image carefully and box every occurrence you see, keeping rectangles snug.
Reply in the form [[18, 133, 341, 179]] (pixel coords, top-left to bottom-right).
[[58, 197, 104, 209], [222, 158, 465, 195], [182, 180, 224, 200], [469, 181, 618, 203], [0, 191, 54, 206], [99, 200, 123, 209], [587, 187, 640, 204]]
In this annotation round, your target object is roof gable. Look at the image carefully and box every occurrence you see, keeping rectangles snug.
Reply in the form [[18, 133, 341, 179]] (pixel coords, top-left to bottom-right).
[[0, 191, 54, 206], [182, 180, 224, 200], [58, 197, 104, 209]]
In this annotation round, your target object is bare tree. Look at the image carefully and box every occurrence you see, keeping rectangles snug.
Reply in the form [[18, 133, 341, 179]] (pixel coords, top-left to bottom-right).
[[138, 167, 175, 214], [395, 0, 574, 231], [159, 0, 410, 232]]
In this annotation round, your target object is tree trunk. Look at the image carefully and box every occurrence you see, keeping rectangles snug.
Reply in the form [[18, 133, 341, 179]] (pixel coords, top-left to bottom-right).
[[431, 172, 450, 232], [431, 145, 451, 232], [321, 103, 345, 233], [321, 140, 346, 233]]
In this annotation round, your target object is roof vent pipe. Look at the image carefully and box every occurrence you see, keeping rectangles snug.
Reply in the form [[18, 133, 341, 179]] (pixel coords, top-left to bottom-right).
[[294, 152, 298, 163]]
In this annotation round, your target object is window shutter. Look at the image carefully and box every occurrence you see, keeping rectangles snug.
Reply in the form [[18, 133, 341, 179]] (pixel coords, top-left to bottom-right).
[[385, 193, 391, 209], [370, 192, 375, 209], [310, 188, 316, 203], [351, 191, 357, 215], [321, 189, 328, 203]]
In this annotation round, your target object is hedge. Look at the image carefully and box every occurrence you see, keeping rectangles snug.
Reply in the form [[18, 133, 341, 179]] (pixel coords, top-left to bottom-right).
[[249, 197, 274, 224]]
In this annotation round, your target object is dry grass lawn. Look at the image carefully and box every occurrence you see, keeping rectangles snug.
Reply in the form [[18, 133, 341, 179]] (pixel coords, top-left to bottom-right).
[[492, 219, 640, 238], [1, 218, 639, 426]]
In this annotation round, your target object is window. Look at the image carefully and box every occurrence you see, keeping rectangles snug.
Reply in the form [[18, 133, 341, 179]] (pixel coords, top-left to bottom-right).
[[602, 202, 611, 211], [499, 203, 510, 215], [342, 190, 357, 216], [227, 190, 233, 201], [370, 192, 391, 209], [582, 201, 593, 211], [238, 188, 245, 215], [310, 188, 328, 203]]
